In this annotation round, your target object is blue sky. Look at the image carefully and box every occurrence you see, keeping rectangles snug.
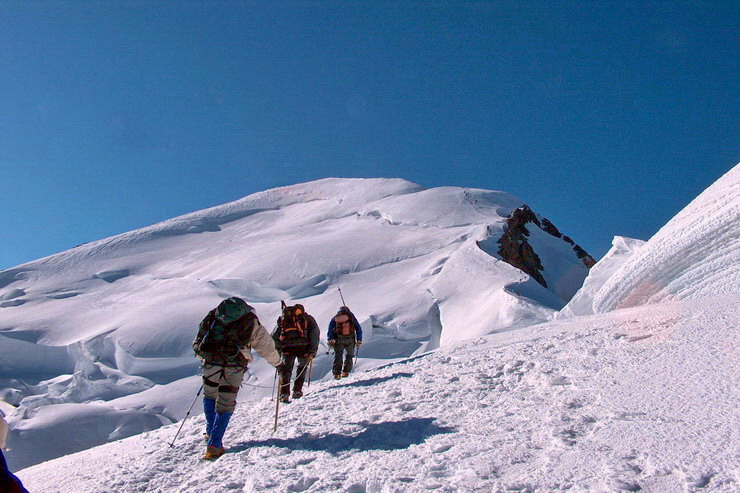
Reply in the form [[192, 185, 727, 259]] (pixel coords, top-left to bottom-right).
[[0, 1, 737, 270]]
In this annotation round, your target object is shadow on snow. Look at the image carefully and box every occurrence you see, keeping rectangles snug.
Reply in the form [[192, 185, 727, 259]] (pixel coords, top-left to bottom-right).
[[230, 417, 454, 454], [313, 372, 414, 394]]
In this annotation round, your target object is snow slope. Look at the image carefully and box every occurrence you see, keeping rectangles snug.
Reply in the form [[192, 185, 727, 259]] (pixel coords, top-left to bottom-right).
[[17, 295, 739, 492], [0, 178, 592, 470], [557, 236, 646, 319], [592, 164, 739, 312]]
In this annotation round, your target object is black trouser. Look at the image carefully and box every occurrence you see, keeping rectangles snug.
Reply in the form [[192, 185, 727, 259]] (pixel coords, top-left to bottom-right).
[[280, 351, 310, 396], [333, 338, 356, 375]]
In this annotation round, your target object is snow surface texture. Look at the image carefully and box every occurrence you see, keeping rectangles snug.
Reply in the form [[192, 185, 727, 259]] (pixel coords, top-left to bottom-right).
[[17, 295, 740, 492], [0, 178, 592, 470], [591, 164, 740, 312]]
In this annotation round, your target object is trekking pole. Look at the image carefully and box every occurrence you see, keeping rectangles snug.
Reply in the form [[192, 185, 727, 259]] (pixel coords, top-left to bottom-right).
[[354, 345, 360, 367], [307, 357, 314, 387], [273, 374, 282, 433], [169, 384, 203, 448], [338, 287, 347, 306], [272, 368, 278, 401]]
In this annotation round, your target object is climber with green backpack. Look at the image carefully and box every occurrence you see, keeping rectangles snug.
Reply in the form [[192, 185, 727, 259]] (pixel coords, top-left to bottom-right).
[[272, 302, 320, 403], [193, 297, 283, 460]]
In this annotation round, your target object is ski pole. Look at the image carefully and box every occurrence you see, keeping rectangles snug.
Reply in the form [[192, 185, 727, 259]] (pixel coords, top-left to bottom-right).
[[273, 373, 282, 433], [169, 384, 203, 447], [272, 368, 278, 401]]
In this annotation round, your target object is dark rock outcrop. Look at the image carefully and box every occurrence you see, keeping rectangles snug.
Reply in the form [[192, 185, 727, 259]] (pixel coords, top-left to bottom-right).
[[497, 206, 547, 286], [497, 205, 596, 288]]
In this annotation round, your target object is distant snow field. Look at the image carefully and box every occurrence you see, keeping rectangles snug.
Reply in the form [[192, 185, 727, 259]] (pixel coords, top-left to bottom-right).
[[2, 165, 739, 492]]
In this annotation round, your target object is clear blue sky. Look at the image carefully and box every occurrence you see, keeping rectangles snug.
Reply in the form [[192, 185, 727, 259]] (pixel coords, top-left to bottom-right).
[[1, 1, 737, 270]]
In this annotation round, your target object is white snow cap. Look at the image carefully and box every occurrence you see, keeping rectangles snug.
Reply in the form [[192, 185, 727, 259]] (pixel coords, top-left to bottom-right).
[[592, 163, 740, 312]]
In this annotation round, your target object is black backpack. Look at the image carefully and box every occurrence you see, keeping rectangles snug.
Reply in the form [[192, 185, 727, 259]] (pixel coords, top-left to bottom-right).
[[277, 301, 310, 350], [196, 297, 255, 365]]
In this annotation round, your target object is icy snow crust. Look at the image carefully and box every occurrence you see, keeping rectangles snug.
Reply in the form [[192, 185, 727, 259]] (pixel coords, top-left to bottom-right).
[[17, 296, 739, 492], [0, 178, 591, 470], [592, 164, 740, 312]]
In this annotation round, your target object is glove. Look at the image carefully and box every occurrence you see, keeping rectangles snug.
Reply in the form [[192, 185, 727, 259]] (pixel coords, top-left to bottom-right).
[[328, 339, 336, 347], [356, 341, 362, 348], [275, 362, 287, 373], [309, 353, 317, 359]]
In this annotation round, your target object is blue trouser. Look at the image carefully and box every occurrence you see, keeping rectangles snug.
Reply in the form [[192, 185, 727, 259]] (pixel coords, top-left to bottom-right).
[[203, 397, 216, 438], [207, 411, 232, 449], [204, 397, 233, 448]]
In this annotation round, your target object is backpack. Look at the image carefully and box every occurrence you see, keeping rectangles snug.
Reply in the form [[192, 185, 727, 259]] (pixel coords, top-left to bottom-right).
[[197, 297, 255, 365], [334, 312, 355, 337], [277, 302, 310, 350]]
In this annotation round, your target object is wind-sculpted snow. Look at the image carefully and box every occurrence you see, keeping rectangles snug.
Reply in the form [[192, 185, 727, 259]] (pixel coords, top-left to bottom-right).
[[0, 177, 593, 470], [17, 296, 739, 492], [592, 164, 739, 312], [557, 236, 646, 319]]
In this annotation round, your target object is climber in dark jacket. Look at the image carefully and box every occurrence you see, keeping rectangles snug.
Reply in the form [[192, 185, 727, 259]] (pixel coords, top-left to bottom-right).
[[272, 304, 320, 402], [327, 306, 363, 378]]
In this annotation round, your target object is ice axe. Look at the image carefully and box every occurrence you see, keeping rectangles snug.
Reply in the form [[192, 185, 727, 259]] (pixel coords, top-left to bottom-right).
[[307, 356, 314, 387]]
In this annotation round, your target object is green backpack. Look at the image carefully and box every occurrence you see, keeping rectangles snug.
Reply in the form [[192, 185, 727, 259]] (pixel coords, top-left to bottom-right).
[[196, 297, 255, 365]]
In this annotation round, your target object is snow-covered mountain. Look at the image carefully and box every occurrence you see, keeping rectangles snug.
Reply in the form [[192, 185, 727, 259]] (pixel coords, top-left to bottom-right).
[[0, 178, 595, 471], [589, 164, 739, 312], [7, 165, 740, 491]]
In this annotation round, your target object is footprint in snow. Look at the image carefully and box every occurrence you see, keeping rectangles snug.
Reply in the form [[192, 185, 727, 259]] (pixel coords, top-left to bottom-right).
[[432, 443, 453, 453], [627, 334, 653, 342], [550, 376, 572, 386], [223, 481, 245, 490], [610, 479, 642, 491], [566, 399, 586, 409], [289, 476, 319, 492], [689, 472, 716, 488]]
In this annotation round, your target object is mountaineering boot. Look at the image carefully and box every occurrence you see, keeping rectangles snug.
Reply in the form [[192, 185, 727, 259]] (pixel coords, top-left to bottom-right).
[[280, 394, 290, 403], [292, 390, 303, 399], [204, 445, 226, 460], [207, 411, 233, 451], [342, 372, 349, 378], [334, 374, 341, 380], [203, 397, 216, 441]]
